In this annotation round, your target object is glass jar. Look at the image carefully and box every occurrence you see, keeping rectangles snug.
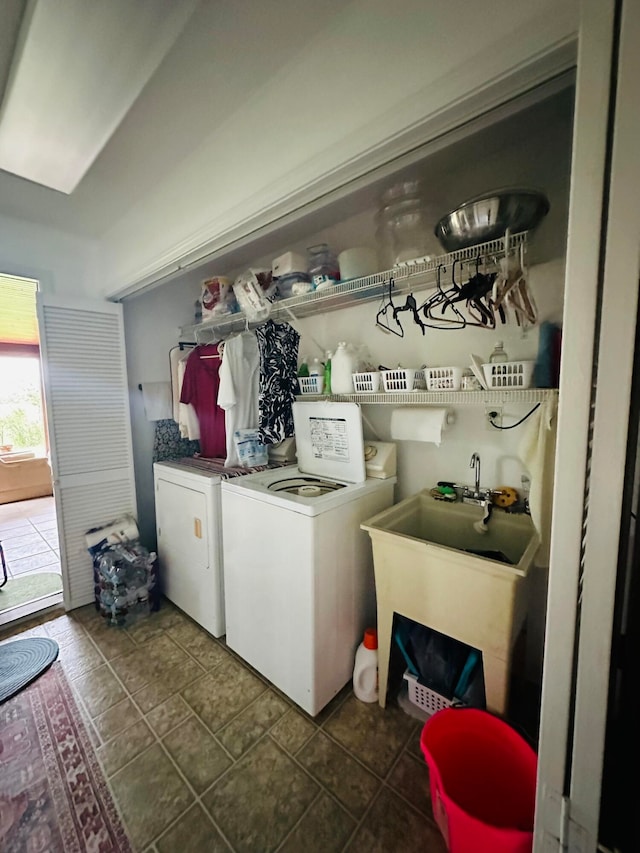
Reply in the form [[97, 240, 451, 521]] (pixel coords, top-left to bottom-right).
[[307, 244, 340, 289], [376, 181, 437, 267]]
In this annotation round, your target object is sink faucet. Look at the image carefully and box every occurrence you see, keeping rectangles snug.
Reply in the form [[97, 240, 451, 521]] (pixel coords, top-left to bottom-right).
[[470, 452, 481, 497]]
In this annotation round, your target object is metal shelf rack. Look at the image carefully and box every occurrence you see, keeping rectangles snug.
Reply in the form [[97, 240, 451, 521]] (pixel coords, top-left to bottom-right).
[[179, 231, 529, 343], [295, 389, 557, 406]]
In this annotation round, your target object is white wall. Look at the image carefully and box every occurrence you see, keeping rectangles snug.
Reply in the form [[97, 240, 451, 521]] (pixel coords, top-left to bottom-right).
[[122, 267, 202, 548], [99, 0, 578, 296], [0, 212, 99, 296]]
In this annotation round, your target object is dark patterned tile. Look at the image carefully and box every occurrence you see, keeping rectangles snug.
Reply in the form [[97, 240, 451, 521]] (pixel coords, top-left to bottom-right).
[[133, 658, 205, 713], [280, 793, 355, 853], [202, 738, 318, 853], [125, 603, 187, 644], [94, 697, 142, 742], [72, 663, 127, 717], [270, 707, 317, 755], [111, 634, 189, 693], [168, 620, 229, 670], [110, 743, 194, 850], [156, 805, 229, 853], [217, 689, 289, 758], [87, 621, 137, 660], [347, 788, 447, 853], [346, 787, 447, 853], [146, 694, 192, 737], [163, 716, 232, 794], [325, 695, 415, 776], [58, 634, 104, 679], [97, 720, 156, 776], [181, 657, 266, 732], [298, 732, 379, 817], [43, 614, 87, 646], [387, 752, 432, 816]]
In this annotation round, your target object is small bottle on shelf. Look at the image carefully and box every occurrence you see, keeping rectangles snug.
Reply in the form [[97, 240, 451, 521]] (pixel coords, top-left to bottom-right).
[[489, 341, 509, 363], [323, 351, 332, 395], [298, 356, 310, 378]]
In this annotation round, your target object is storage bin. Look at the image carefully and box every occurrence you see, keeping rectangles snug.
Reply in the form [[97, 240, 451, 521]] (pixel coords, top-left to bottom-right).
[[420, 707, 537, 853], [381, 368, 427, 392], [481, 361, 534, 390], [352, 371, 381, 393], [404, 670, 453, 715], [424, 366, 463, 391], [298, 375, 324, 395]]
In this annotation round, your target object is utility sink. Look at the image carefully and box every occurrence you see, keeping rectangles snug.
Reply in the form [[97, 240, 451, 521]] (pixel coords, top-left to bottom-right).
[[361, 491, 540, 714]]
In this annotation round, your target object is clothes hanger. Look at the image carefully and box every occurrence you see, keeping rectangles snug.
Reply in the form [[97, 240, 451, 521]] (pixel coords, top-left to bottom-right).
[[421, 264, 467, 329], [376, 276, 404, 337]]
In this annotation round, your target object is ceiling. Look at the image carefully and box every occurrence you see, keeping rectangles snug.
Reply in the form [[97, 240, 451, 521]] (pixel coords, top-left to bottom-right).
[[0, 0, 199, 212], [0, 0, 350, 241]]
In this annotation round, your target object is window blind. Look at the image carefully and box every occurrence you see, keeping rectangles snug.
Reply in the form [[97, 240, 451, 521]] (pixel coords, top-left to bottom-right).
[[0, 274, 39, 346]]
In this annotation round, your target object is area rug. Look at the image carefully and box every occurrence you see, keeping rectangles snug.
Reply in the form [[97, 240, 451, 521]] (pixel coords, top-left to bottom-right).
[[0, 637, 59, 703], [0, 572, 63, 613], [0, 662, 132, 852]]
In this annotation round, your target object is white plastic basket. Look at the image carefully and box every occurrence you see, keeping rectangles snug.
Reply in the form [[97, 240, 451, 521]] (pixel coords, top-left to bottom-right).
[[403, 670, 453, 716], [352, 371, 381, 393], [298, 375, 324, 395], [381, 368, 427, 392], [481, 361, 535, 390], [424, 366, 463, 391]]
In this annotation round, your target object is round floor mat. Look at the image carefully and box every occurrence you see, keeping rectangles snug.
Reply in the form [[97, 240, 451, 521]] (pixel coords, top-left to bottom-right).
[[0, 637, 59, 703]]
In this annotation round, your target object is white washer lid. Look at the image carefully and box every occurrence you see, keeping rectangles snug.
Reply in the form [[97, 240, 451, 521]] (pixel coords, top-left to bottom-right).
[[292, 401, 366, 483]]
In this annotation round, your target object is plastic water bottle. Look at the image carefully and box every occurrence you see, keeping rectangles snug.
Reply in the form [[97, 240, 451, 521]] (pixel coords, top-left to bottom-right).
[[353, 628, 379, 703]]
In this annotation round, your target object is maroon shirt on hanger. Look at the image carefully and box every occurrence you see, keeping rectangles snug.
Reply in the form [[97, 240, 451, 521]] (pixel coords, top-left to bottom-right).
[[179, 344, 226, 458]]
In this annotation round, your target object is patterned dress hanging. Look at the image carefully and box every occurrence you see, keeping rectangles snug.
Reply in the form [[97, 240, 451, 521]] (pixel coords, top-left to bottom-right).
[[255, 320, 300, 444]]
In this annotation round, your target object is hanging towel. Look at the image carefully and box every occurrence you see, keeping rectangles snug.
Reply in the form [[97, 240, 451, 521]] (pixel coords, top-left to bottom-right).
[[518, 396, 558, 564], [177, 353, 201, 440], [141, 382, 172, 421], [169, 346, 194, 422]]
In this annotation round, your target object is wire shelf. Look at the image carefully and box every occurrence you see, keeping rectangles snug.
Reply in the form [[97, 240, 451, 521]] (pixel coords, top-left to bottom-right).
[[179, 231, 529, 342], [294, 389, 557, 406]]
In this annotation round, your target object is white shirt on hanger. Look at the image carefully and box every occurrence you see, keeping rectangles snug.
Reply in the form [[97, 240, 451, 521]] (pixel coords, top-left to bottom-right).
[[217, 331, 260, 466]]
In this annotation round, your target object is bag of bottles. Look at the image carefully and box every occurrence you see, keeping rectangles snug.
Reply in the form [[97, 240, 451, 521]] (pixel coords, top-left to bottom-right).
[[86, 514, 159, 626]]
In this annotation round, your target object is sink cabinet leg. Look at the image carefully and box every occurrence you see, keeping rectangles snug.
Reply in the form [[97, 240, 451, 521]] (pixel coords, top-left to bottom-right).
[[376, 607, 394, 709], [483, 652, 511, 716]]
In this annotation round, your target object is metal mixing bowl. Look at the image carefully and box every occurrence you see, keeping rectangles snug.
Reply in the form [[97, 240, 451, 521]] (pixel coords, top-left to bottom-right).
[[434, 189, 550, 252]]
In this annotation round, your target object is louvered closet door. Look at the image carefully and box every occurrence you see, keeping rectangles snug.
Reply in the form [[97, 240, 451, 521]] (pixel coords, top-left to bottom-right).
[[37, 294, 136, 610]]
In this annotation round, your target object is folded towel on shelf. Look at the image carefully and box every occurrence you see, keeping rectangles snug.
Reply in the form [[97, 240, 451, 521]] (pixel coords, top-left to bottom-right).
[[141, 382, 172, 421]]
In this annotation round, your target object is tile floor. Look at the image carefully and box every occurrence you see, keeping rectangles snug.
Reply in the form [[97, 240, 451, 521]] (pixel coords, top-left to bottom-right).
[[0, 496, 61, 576], [0, 600, 449, 853]]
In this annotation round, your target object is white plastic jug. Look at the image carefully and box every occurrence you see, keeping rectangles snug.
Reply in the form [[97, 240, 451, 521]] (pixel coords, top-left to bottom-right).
[[331, 341, 357, 394], [353, 628, 379, 703]]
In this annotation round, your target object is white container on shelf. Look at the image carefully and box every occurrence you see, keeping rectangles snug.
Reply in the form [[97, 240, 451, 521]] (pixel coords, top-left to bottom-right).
[[353, 628, 379, 703], [481, 361, 535, 389], [353, 371, 381, 393], [331, 342, 358, 394], [298, 375, 324, 395], [381, 368, 426, 392], [424, 366, 463, 391]]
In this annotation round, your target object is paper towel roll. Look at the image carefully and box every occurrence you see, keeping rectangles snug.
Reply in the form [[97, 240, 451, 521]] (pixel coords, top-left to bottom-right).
[[390, 408, 449, 445]]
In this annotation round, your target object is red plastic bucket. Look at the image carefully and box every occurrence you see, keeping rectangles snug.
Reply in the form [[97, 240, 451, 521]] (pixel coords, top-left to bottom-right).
[[420, 708, 537, 853]]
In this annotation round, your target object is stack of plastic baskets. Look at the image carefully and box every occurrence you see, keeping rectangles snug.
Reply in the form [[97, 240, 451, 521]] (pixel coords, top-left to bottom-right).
[[420, 708, 537, 853]]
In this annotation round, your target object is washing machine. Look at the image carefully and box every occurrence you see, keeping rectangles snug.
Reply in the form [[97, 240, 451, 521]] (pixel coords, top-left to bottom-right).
[[221, 401, 396, 716]]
